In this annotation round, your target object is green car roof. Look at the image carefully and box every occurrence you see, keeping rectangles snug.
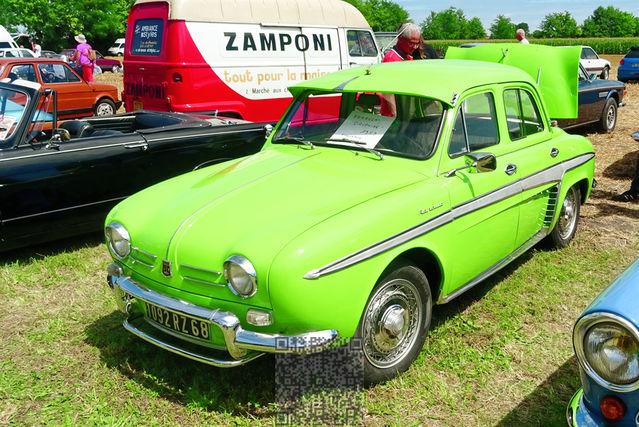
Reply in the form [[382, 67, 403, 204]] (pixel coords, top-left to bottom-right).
[[288, 59, 536, 107]]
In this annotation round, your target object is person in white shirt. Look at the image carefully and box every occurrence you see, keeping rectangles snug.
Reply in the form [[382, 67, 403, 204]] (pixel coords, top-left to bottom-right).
[[30, 40, 41, 57], [516, 29, 529, 44]]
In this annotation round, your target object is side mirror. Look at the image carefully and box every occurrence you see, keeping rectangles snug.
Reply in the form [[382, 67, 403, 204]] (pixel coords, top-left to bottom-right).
[[445, 152, 496, 177], [588, 73, 597, 81], [264, 124, 273, 139]]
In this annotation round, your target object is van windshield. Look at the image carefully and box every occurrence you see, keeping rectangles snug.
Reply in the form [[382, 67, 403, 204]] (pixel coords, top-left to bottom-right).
[[273, 91, 445, 160], [131, 18, 164, 56]]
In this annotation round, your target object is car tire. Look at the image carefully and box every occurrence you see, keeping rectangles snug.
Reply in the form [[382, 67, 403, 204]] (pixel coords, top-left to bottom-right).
[[548, 185, 581, 249], [112, 65, 122, 73], [600, 98, 617, 133], [94, 98, 116, 116], [355, 261, 431, 385], [600, 66, 609, 80]]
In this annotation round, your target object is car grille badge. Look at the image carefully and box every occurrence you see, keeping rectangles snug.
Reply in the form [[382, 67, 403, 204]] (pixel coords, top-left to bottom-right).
[[162, 259, 172, 277]]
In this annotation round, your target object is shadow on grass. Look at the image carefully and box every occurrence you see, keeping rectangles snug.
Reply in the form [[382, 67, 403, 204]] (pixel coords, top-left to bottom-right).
[[0, 231, 105, 266], [84, 311, 276, 416], [496, 356, 581, 426]]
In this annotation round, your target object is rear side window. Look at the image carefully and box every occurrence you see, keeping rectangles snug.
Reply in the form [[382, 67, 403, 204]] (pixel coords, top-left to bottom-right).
[[625, 48, 639, 59], [449, 92, 499, 156], [131, 18, 164, 56], [503, 89, 543, 140], [347, 30, 378, 57], [37, 63, 81, 83], [581, 47, 598, 59], [10, 64, 37, 82]]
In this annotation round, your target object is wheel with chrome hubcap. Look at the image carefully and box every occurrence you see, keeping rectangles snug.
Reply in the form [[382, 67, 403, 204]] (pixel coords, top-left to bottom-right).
[[356, 262, 431, 384], [548, 185, 581, 248]]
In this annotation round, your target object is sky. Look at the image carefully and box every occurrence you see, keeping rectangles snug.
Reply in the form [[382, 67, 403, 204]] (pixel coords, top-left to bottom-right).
[[394, 0, 639, 33]]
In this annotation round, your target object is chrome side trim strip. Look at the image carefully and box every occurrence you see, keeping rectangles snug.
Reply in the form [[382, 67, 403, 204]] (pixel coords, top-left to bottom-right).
[[130, 258, 155, 268], [131, 246, 157, 259], [438, 230, 547, 304], [180, 264, 221, 275], [304, 152, 593, 280], [0, 142, 137, 163], [1, 196, 126, 223]]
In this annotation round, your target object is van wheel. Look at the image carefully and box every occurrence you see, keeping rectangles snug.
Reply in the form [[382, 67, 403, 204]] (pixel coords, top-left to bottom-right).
[[355, 262, 431, 385], [95, 99, 116, 116]]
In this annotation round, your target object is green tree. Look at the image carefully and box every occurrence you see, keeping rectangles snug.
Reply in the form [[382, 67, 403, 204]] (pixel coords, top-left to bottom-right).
[[539, 11, 580, 37], [516, 22, 529, 34], [345, 0, 409, 32], [421, 7, 485, 40], [489, 15, 516, 39], [582, 6, 637, 37], [4, 0, 133, 52]]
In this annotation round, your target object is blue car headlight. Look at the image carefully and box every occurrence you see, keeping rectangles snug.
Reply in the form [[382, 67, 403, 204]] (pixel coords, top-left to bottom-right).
[[574, 313, 639, 391]]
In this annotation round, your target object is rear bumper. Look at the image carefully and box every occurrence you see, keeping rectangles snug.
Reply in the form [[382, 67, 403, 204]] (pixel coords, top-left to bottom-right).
[[106, 264, 339, 367]]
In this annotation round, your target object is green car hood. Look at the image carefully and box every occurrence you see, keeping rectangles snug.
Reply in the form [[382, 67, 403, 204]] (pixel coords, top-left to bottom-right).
[[445, 43, 580, 119], [109, 147, 427, 304]]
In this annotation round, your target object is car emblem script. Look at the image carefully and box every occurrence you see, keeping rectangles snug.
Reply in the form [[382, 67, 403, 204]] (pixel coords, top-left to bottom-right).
[[162, 259, 172, 277]]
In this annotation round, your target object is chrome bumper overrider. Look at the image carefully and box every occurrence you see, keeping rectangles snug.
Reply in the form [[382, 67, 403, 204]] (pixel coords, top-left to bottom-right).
[[106, 266, 339, 368]]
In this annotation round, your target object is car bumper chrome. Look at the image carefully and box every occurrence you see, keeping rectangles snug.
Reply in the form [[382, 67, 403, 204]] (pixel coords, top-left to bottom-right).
[[567, 388, 615, 427], [106, 264, 339, 368]]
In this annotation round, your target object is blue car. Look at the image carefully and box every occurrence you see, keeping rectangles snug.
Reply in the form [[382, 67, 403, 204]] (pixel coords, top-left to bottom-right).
[[618, 46, 639, 83], [567, 257, 639, 426], [557, 64, 626, 133]]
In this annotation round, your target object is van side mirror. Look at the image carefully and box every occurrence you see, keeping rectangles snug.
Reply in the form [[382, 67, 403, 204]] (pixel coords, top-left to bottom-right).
[[445, 152, 497, 177]]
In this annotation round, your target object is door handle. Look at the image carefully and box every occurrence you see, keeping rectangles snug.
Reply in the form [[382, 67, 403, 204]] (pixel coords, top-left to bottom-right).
[[504, 163, 517, 175], [124, 142, 149, 151], [550, 147, 559, 158]]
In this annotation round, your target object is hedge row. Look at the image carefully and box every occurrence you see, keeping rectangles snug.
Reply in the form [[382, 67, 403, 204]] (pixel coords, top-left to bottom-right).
[[431, 37, 639, 55]]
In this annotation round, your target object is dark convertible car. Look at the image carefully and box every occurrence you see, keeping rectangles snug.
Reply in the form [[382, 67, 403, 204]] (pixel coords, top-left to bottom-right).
[[557, 64, 626, 133], [0, 80, 268, 250]]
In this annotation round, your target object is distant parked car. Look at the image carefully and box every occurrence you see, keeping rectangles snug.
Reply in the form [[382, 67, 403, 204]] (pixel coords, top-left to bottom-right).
[[40, 50, 66, 61], [0, 48, 35, 58], [94, 51, 122, 73], [580, 46, 611, 79], [557, 64, 626, 133], [108, 38, 125, 56], [0, 57, 120, 118], [567, 255, 639, 426], [617, 46, 639, 83]]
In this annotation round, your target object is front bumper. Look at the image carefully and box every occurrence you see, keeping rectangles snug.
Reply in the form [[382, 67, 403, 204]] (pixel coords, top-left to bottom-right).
[[106, 265, 339, 367]]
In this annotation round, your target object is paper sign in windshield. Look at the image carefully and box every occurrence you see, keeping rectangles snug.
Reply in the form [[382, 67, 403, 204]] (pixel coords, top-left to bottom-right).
[[0, 115, 16, 140], [329, 110, 395, 148]]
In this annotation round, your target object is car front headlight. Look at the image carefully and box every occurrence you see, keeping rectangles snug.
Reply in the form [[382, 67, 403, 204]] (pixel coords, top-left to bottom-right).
[[223, 255, 257, 298], [574, 313, 639, 391], [105, 222, 131, 259]]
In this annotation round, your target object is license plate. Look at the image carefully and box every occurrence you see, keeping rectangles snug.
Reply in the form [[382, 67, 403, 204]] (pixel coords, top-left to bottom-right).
[[632, 63, 639, 67], [145, 302, 210, 340], [133, 100, 143, 110]]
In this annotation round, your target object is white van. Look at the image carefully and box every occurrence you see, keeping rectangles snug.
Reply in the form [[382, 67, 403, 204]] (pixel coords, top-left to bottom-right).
[[108, 38, 126, 56], [123, 0, 381, 121], [0, 26, 19, 50]]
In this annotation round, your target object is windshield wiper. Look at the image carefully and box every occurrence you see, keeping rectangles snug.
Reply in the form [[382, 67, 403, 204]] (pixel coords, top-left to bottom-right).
[[273, 136, 314, 149], [327, 137, 385, 160]]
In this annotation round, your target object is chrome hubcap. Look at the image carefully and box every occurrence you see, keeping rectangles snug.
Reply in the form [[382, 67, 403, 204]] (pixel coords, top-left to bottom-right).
[[558, 187, 578, 240], [606, 105, 616, 129], [96, 103, 114, 116], [363, 278, 422, 368]]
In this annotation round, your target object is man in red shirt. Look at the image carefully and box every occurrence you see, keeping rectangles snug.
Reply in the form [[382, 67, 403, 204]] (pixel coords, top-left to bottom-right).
[[383, 23, 421, 63], [381, 23, 421, 116]]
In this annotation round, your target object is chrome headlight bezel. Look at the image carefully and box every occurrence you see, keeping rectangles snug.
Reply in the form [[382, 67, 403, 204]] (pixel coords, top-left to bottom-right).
[[573, 312, 639, 392], [223, 255, 257, 298], [105, 222, 131, 259]]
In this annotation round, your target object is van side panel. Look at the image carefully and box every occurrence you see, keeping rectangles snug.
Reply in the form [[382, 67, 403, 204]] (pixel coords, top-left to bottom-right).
[[123, 1, 378, 122]]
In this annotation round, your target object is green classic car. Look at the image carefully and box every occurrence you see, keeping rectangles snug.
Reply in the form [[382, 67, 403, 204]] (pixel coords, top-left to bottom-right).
[[105, 44, 595, 384]]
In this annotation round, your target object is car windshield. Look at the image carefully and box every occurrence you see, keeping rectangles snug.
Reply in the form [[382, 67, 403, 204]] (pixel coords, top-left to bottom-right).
[[272, 91, 445, 159], [0, 86, 29, 140]]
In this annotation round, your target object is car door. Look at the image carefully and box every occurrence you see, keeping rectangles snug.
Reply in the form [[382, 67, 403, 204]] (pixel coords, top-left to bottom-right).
[[36, 62, 94, 118], [0, 129, 151, 247], [500, 86, 561, 247], [438, 89, 521, 292]]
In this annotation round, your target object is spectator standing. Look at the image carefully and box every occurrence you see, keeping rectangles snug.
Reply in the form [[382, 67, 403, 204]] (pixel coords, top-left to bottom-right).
[[516, 28, 529, 44], [74, 34, 94, 82], [30, 40, 41, 57], [383, 22, 421, 63], [381, 23, 421, 116]]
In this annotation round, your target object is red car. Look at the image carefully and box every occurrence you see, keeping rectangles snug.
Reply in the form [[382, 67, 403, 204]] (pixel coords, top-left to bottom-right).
[[0, 57, 121, 118]]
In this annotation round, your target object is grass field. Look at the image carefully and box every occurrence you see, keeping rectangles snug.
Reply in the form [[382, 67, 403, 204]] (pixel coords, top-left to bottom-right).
[[1, 57, 639, 425]]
